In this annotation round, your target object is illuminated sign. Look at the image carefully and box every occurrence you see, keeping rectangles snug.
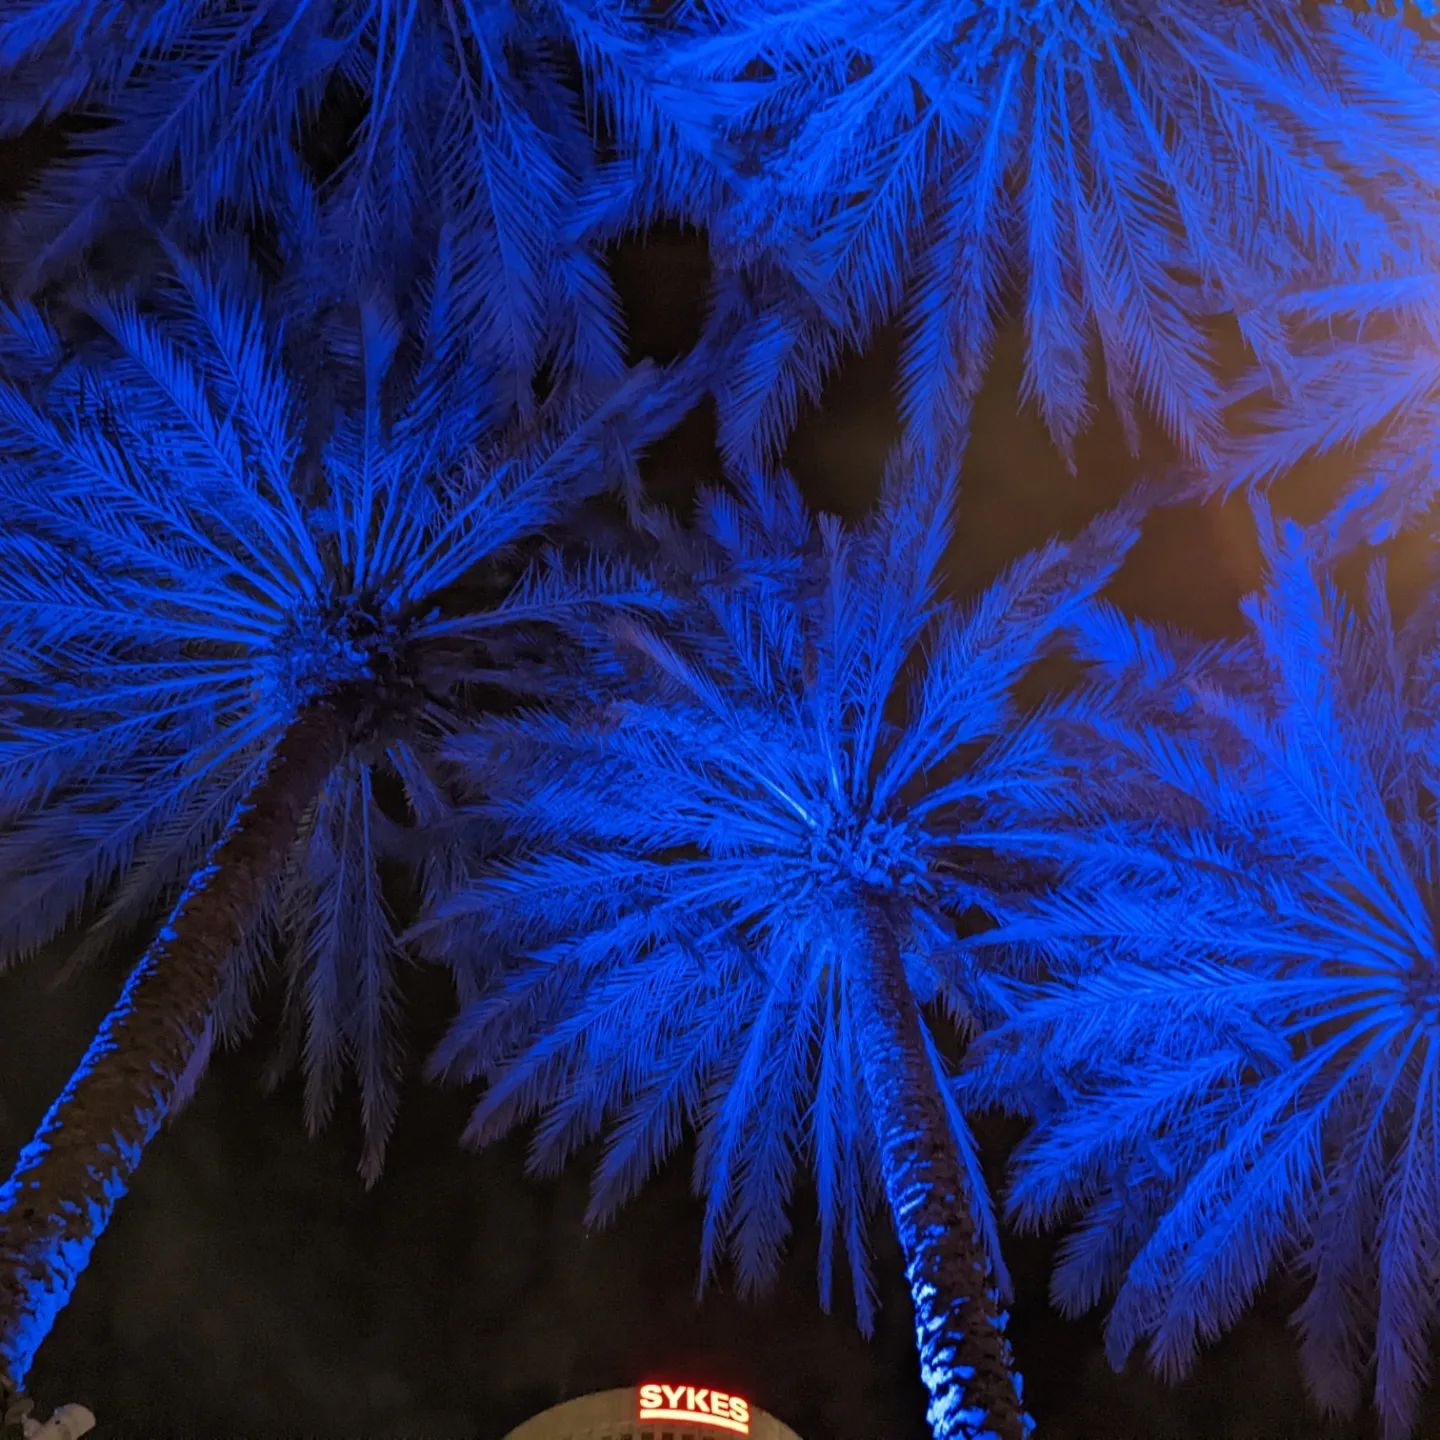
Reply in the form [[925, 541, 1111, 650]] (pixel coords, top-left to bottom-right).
[[637, 1383, 751, 1435]]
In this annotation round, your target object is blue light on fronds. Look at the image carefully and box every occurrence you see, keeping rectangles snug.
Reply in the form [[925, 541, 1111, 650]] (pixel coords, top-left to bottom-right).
[[0, 241, 683, 1179], [1215, 272, 1440, 550], [661, 1, 1440, 465], [426, 459, 1140, 1438], [962, 517, 1440, 1440], [0, 0, 680, 390]]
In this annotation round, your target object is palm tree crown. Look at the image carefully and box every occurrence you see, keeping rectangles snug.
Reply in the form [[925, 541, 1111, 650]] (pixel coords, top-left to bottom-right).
[[0, 240, 675, 1177], [656, 0, 1440, 464], [962, 519, 1440, 1440], [426, 460, 1138, 1437]]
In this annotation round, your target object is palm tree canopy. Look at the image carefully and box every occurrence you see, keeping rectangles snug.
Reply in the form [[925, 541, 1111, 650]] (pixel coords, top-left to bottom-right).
[[646, 1, 1440, 465], [0, 0, 741, 389], [426, 459, 1140, 1326], [13, 3, 1435, 474], [0, 238, 684, 1180], [1213, 269, 1440, 551], [961, 518, 1440, 1440]]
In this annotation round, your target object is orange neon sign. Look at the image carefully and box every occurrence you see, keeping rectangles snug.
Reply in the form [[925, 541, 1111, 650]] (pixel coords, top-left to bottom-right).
[[637, 1382, 751, 1435]]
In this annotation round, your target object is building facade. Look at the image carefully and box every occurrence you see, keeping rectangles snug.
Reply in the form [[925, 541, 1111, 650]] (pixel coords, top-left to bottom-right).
[[501, 1385, 805, 1440]]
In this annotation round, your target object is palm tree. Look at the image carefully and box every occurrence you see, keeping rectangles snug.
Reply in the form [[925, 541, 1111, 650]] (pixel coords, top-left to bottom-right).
[[0, 0, 737, 391], [425, 461, 1141, 1440], [962, 516, 1440, 1440], [638, 0, 1440, 466], [1214, 272, 1440, 550], [0, 237, 693, 1400]]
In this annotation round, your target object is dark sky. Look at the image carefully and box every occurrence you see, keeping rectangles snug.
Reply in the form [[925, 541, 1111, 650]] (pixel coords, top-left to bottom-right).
[[4, 939, 1413, 1440], [2, 229, 1434, 1440]]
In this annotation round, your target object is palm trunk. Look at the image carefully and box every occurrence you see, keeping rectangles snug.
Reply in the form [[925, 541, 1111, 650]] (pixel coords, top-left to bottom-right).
[[0, 704, 346, 1395], [848, 899, 1031, 1440]]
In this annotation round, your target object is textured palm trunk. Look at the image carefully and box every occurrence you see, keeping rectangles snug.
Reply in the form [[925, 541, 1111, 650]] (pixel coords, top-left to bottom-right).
[[0, 704, 346, 1397], [849, 900, 1031, 1440]]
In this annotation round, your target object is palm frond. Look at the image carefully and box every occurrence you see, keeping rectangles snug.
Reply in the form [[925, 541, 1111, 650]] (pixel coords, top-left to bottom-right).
[[0, 241, 691, 1177], [963, 516, 1440, 1439], [433, 450, 1139, 1324], [661, 0, 1440, 462], [0, 0, 631, 398]]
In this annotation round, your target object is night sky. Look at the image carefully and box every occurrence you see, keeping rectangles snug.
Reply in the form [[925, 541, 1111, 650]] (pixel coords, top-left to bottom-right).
[[2, 227, 1435, 1440]]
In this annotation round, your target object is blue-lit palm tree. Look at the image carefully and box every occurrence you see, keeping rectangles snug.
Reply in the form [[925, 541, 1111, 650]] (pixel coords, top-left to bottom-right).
[[961, 518, 1440, 1440], [641, 0, 1440, 466], [1215, 273, 1440, 549], [426, 463, 1141, 1440], [0, 240, 692, 1400], [0, 0, 739, 390]]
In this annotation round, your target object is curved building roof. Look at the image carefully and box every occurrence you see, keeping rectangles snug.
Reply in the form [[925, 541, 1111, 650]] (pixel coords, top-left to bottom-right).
[[501, 1385, 804, 1440]]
